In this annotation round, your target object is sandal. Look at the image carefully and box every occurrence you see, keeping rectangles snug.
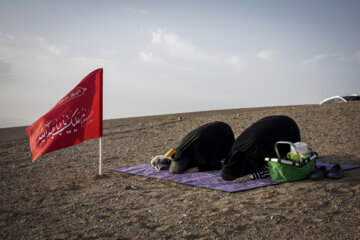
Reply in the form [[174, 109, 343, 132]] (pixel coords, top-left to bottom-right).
[[310, 166, 327, 180], [326, 164, 343, 179]]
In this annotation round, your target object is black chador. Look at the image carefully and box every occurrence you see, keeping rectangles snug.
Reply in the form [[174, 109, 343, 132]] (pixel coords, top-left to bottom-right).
[[221, 115, 301, 181], [169, 121, 235, 174]]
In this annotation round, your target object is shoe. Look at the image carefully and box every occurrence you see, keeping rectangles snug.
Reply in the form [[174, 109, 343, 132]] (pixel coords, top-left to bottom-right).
[[310, 166, 327, 180], [326, 164, 343, 179]]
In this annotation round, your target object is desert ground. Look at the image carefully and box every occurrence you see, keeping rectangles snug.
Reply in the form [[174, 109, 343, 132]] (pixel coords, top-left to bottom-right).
[[1, 102, 360, 239]]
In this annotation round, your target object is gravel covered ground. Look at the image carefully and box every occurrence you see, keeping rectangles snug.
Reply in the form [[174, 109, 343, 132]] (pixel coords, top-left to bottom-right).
[[1, 102, 360, 239]]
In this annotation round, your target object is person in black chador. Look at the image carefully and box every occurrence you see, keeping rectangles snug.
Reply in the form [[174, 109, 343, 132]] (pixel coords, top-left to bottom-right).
[[221, 115, 300, 182], [168, 121, 235, 174]]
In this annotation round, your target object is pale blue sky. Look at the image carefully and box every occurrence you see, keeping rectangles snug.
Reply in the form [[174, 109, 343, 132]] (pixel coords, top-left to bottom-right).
[[0, 0, 359, 127]]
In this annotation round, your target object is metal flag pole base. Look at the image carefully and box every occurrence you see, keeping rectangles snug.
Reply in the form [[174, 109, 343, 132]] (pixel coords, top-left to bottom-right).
[[99, 137, 102, 175]]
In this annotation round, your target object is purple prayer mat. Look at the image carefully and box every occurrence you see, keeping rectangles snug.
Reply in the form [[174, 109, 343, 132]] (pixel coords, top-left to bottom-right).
[[114, 162, 360, 192]]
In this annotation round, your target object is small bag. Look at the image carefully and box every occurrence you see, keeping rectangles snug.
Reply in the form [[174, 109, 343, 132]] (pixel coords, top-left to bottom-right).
[[265, 141, 318, 182]]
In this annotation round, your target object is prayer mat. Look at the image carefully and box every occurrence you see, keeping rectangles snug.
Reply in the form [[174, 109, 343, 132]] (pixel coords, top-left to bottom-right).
[[114, 162, 360, 192]]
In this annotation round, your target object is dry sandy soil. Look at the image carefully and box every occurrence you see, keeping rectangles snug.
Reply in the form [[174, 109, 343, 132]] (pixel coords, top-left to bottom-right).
[[1, 102, 360, 239]]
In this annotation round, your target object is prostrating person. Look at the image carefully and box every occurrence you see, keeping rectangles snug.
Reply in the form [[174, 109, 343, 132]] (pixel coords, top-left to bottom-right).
[[167, 121, 235, 174], [221, 115, 300, 182]]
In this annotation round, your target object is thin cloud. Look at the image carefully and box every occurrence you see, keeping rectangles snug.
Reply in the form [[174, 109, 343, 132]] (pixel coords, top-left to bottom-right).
[[301, 53, 342, 64], [150, 28, 215, 62], [226, 55, 246, 69], [45, 44, 68, 56], [139, 51, 162, 63], [151, 28, 195, 56], [258, 50, 276, 61], [355, 51, 360, 63], [0, 32, 15, 40], [151, 28, 167, 44], [339, 50, 360, 64], [163, 33, 196, 53], [0, 33, 109, 83], [21, 36, 68, 56]]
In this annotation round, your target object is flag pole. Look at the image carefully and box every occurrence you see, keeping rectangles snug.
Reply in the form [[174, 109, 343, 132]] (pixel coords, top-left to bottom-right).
[[99, 137, 102, 175]]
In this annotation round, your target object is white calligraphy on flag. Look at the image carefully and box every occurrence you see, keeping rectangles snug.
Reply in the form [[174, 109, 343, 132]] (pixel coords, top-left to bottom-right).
[[55, 87, 87, 108], [38, 107, 93, 144]]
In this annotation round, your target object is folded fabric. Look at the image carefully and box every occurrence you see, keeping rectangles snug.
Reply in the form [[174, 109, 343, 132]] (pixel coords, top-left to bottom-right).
[[151, 155, 171, 170]]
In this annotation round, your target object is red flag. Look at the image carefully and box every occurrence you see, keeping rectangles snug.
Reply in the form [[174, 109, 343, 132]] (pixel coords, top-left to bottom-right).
[[26, 68, 103, 162]]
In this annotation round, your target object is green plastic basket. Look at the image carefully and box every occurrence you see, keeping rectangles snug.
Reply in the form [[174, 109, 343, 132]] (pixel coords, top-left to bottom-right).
[[265, 141, 317, 182]]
